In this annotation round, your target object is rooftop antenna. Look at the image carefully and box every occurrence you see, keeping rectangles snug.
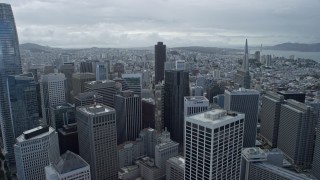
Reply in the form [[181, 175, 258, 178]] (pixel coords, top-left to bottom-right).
[[93, 94, 97, 107]]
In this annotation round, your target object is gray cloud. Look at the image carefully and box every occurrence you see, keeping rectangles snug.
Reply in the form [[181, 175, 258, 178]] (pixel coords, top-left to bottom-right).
[[3, 0, 320, 48]]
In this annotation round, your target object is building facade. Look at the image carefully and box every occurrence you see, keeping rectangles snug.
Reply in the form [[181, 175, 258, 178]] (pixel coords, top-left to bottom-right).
[[84, 80, 116, 108], [72, 73, 95, 97], [50, 103, 75, 130], [0, 3, 23, 164], [154, 42, 166, 84], [260, 91, 285, 147], [166, 156, 185, 180], [224, 88, 259, 147], [122, 73, 142, 95], [184, 96, 209, 117], [184, 109, 245, 179], [74, 91, 103, 108], [77, 104, 118, 179], [114, 90, 142, 144], [45, 151, 91, 180], [277, 99, 316, 169], [164, 70, 189, 147], [14, 126, 60, 180], [8, 74, 39, 138], [40, 73, 66, 125]]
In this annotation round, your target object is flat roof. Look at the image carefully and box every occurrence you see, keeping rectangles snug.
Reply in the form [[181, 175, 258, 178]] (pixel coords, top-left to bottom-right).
[[77, 103, 114, 115], [186, 109, 244, 128], [17, 126, 54, 142], [184, 96, 209, 101]]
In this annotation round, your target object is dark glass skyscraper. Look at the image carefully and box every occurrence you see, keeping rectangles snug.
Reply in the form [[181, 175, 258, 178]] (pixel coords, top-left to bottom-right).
[[164, 70, 189, 147], [0, 3, 22, 164], [154, 42, 166, 84], [8, 74, 39, 138]]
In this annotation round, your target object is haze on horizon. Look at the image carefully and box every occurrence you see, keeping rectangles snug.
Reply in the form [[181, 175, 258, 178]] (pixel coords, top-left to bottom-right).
[[3, 0, 320, 48]]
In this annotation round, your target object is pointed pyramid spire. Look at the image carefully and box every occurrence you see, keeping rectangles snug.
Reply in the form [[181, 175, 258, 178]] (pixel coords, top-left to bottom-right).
[[242, 39, 249, 72], [245, 39, 248, 54]]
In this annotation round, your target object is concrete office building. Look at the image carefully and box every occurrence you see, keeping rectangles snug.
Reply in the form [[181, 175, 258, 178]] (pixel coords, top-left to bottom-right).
[[154, 82, 164, 132], [115, 90, 142, 144], [166, 156, 185, 180], [241, 147, 312, 180], [224, 88, 259, 147], [72, 73, 95, 97], [234, 39, 251, 89], [40, 73, 66, 125], [184, 109, 245, 179], [45, 151, 91, 180], [184, 96, 209, 117], [74, 91, 103, 108], [118, 128, 161, 169], [137, 129, 179, 180], [154, 42, 166, 84], [190, 85, 204, 96], [278, 99, 316, 169], [84, 80, 116, 108], [77, 104, 118, 180], [260, 91, 285, 147], [164, 70, 189, 147], [14, 126, 60, 180], [122, 73, 142, 95], [50, 103, 75, 130]]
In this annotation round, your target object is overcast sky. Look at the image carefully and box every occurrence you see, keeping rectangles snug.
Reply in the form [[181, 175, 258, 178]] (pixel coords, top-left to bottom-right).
[[3, 0, 320, 48]]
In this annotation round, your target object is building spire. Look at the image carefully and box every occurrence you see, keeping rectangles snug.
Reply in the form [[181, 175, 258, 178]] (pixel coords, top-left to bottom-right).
[[242, 39, 249, 72]]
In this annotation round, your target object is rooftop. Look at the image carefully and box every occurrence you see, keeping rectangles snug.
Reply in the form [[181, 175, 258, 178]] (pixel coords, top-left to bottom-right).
[[187, 109, 244, 128], [167, 156, 185, 169], [74, 92, 102, 100], [77, 103, 114, 115], [17, 126, 54, 142], [184, 96, 208, 101], [242, 147, 267, 161], [54, 151, 89, 174], [252, 163, 313, 180]]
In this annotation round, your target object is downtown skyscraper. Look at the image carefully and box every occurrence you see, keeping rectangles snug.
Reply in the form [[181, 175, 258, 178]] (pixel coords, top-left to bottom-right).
[[184, 109, 245, 179], [234, 39, 251, 89], [164, 70, 189, 147], [224, 88, 259, 147], [0, 3, 23, 164], [154, 42, 166, 84], [77, 103, 118, 180], [40, 73, 67, 125]]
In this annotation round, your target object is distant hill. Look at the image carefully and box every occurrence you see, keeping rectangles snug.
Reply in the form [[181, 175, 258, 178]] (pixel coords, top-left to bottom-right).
[[266, 43, 320, 52], [172, 46, 240, 54], [19, 43, 59, 53]]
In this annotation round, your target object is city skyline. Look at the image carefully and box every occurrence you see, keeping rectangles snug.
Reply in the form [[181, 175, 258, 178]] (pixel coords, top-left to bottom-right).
[[2, 0, 320, 48]]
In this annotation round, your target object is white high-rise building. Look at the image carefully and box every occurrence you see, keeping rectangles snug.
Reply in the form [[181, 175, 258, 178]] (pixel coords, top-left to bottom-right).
[[40, 73, 66, 125], [14, 126, 60, 180], [77, 103, 118, 180], [184, 96, 209, 117], [45, 151, 91, 180], [184, 109, 245, 179]]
